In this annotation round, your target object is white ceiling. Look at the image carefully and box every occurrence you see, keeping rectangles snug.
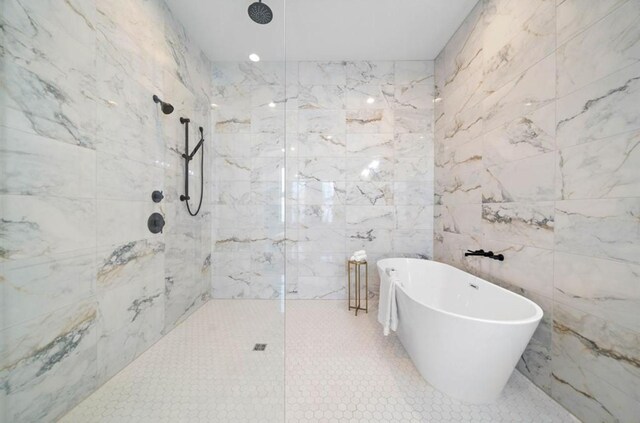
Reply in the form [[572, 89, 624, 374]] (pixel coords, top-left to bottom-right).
[[165, 0, 478, 62]]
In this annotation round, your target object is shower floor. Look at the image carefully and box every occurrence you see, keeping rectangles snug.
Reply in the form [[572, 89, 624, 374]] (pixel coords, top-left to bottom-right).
[[60, 300, 576, 422]]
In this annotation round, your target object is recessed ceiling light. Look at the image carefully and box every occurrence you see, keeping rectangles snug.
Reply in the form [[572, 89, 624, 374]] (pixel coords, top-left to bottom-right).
[[249, 53, 260, 62], [268, 101, 276, 108], [366, 97, 375, 104], [210, 103, 218, 108]]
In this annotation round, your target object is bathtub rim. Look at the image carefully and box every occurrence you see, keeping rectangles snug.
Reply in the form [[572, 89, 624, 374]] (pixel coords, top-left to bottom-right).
[[377, 257, 544, 326]]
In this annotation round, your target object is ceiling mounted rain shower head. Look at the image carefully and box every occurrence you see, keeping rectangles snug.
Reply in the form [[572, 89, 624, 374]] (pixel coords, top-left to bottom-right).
[[248, 0, 273, 25], [153, 94, 174, 115]]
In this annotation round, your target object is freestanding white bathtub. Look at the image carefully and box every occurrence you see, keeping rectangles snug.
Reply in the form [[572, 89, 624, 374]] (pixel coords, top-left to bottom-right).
[[377, 258, 543, 404]]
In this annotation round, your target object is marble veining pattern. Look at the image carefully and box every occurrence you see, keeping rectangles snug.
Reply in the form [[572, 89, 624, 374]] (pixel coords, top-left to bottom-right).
[[434, 0, 640, 421]]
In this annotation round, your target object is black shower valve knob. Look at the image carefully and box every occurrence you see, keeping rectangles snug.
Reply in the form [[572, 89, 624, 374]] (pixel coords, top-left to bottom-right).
[[147, 212, 165, 234], [151, 190, 164, 203]]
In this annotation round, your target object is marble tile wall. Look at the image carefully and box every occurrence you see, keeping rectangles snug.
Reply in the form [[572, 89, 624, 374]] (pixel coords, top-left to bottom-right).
[[0, 0, 212, 421], [210, 60, 435, 299], [433, 0, 640, 421]]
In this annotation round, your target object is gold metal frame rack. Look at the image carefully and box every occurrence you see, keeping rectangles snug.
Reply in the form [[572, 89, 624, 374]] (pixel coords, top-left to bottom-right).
[[347, 260, 368, 315]]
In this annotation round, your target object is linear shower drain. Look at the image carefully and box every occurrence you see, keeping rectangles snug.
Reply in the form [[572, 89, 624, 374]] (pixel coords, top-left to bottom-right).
[[253, 343, 267, 351]]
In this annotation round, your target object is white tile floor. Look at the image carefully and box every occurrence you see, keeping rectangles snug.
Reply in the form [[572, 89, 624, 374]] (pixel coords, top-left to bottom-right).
[[60, 300, 577, 422]]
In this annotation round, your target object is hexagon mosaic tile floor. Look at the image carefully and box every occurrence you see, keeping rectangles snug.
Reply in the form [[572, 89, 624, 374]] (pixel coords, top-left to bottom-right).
[[60, 300, 578, 422]]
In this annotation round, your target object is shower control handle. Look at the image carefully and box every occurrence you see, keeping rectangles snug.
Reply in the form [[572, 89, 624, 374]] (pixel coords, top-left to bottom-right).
[[151, 190, 164, 203], [147, 212, 165, 234]]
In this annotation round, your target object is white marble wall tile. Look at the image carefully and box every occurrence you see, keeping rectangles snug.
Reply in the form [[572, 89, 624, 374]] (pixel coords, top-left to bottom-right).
[[394, 133, 433, 158], [346, 134, 394, 157], [0, 300, 98, 423], [557, 129, 640, 200], [393, 109, 433, 134], [554, 251, 640, 333], [436, 138, 482, 174], [214, 157, 252, 181], [555, 198, 640, 263], [299, 61, 347, 86], [295, 205, 345, 229], [483, 0, 556, 93], [297, 133, 346, 157], [441, 102, 484, 148], [212, 134, 252, 157], [396, 205, 434, 230], [347, 228, 393, 252], [297, 228, 347, 253], [346, 206, 396, 229], [2, 252, 95, 329], [552, 303, 640, 404], [0, 127, 96, 198], [517, 338, 552, 394], [393, 84, 435, 111], [346, 61, 394, 88], [436, 169, 483, 206], [395, 157, 433, 181], [288, 276, 345, 300], [293, 181, 346, 206], [347, 157, 394, 182], [394, 61, 434, 86], [556, 62, 640, 148], [346, 109, 394, 134], [298, 85, 345, 110], [251, 108, 286, 134], [556, 0, 629, 45], [556, 0, 640, 97], [345, 84, 394, 109], [345, 182, 394, 206], [297, 157, 346, 182], [298, 110, 346, 134], [96, 200, 159, 248], [213, 108, 251, 133], [97, 153, 165, 201], [438, 203, 483, 237], [483, 54, 556, 132], [483, 152, 556, 202], [482, 202, 555, 248], [392, 230, 433, 258], [393, 182, 434, 206], [251, 85, 292, 110], [1, 195, 96, 261]]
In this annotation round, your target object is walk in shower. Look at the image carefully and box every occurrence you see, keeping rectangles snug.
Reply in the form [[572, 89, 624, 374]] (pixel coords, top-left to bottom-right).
[[2, 0, 639, 422]]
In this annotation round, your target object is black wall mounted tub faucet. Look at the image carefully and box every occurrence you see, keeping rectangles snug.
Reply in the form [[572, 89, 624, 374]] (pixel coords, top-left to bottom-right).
[[464, 249, 504, 261]]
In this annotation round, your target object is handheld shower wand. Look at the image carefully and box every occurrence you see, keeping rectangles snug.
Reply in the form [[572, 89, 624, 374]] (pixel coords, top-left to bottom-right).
[[179, 117, 205, 216]]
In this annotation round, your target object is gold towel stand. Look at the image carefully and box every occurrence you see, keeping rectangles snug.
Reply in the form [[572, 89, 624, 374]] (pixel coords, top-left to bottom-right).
[[347, 260, 368, 315]]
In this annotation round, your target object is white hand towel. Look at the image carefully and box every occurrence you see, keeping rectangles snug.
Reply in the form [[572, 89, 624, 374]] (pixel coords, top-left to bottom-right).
[[378, 268, 401, 336]]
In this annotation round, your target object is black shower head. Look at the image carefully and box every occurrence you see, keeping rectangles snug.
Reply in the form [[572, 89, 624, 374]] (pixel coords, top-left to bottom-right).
[[153, 94, 174, 115], [248, 0, 273, 24]]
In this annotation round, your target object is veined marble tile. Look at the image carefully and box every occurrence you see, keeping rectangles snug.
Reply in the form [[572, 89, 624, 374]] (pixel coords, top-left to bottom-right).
[[287, 276, 345, 300], [2, 251, 95, 329], [437, 203, 482, 237], [435, 138, 482, 174], [1, 195, 96, 261], [551, 368, 640, 423], [295, 252, 347, 278], [347, 157, 394, 182], [297, 157, 345, 182], [482, 202, 555, 248], [96, 239, 165, 292], [298, 85, 345, 110], [395, 157, 433, 182], [436, 169, 483, 206], [214, 157, 252, 181], [345, 134, 394, 157], [346, 109, 394, 134], [394, 61, 434, 86], [97, 152, 164, 201], [394, 109, 433, 134], [483, 102, 555, 166], [0, 127, 96, 198], [441, 101, 483, 148], [96, 200, 159, 249], [346, 206, 396, 229], [250, 133, 285, 158], [555, 198, 640, 264], [251, 108, 286, 134], [212, 133, 252, 157], [347, 228, 393, 252], [393, 84, 435, 110], [483, 53, 556, 132], [297, 133, 346, 157], [557, 129, 640, 199], [299, 61, 347, 86], [517, 338, 552, 395], [556, 0, 629, 45], [554, 251, 640, 333], [483, 241, 554, 298], [345, 61, 394, 88], [213, 180, 252, 205], [295, 205, 345, 229], [483, 0, 556, 93], [441, 2, 484, 98], [251, 84, 295, 110], [394, 133, 433, 158], [556, 0, 640, 96], [213, 61, 285, 86], [293, 181, 346, 205], [298, 110, 346, 134], [392, 230, 433, 258], [393, 182, 434, 206], [395, 205, 434, 230], [211, 84, 252, 109], [556, 62, 640, 148], [212, 107, 251, 133], [552, 302, 640, 405], [483, 152, 556, 202], [344, 84, 394, 110], [297, 228, 346, 253], [345, 181, 394, 206], [0, 300, 98, 423], [0, 0, 97, 148]]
